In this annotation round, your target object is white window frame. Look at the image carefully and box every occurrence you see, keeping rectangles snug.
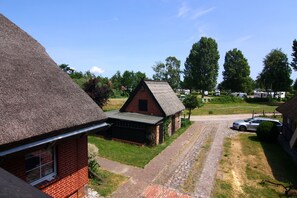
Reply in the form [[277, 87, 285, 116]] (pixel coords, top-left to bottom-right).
[[25, 147, 57, 186]]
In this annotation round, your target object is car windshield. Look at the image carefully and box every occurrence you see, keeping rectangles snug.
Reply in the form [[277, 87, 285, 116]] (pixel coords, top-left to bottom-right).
[[244, 118, 253, 122]]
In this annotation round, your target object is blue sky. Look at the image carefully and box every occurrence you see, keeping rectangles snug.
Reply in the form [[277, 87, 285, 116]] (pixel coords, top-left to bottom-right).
[[1, 1, 297, 83]]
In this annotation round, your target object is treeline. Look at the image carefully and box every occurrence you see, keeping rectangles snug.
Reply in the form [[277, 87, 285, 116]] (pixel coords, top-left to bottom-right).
[[60, 37, 297, 102]]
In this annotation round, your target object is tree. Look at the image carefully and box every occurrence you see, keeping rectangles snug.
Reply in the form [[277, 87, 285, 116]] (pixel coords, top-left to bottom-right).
[[152, 56, 181, 90], [291, 39, 297, 71], [59, 64, 74, 74], [110, 70, 122, 90], [83, 78, 112, 108], [184, 37, 220, 97], [256, 49, 292, 91], [221, 49, 254, 93], [182, 95, 203, 120]]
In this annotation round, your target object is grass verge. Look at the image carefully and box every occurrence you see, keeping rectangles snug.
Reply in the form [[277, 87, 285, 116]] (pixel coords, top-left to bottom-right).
[[212, 134, 297, 198], [88, 122, 192, 168], [190, 102, 279, 115], [88, 168, 127, 197]]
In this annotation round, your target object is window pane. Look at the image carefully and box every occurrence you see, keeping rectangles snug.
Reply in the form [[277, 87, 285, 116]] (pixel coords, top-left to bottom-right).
[[41, 162, 54, 177], [25, 155, 40, 171], [41, 150, 53, 165], [26, 168, 40, 183]]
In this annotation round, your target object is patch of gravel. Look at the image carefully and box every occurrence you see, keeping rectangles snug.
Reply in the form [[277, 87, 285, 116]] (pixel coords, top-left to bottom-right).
[[193, 120, 237, 198], [164, 124, 217, 190]]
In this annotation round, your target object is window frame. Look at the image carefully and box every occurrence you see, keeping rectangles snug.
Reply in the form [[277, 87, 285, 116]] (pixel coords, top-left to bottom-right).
[[25, 147, 57, 186]]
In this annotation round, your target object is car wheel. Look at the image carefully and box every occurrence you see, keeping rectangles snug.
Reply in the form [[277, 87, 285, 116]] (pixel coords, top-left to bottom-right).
[[239, 126, 246, 131]]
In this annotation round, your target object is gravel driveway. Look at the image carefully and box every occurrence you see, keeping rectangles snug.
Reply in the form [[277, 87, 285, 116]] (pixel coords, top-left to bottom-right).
[[98, 115, 247, 198]]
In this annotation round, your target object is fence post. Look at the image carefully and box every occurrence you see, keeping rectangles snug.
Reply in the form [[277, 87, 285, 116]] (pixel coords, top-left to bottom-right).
[[252, 110, 254, 118]]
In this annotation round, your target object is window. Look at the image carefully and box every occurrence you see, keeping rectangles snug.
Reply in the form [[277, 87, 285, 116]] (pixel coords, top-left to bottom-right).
[[138, 99, 148, 111], [25, 147, 56, 185]]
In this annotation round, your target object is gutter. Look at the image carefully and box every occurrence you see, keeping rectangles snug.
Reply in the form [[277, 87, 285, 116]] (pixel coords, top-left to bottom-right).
[[0, 122, 110, 157]]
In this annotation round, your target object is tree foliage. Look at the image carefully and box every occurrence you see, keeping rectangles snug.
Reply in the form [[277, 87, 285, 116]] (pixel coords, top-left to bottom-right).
[[183, 95, 203, 120], [110, 70, 146, 96], [291, 39, 297, 71], [184, 37, 220, 96], [83, 78, 112, 108], [256, 49, 292, 91], [221, 49, 254, 93], [152, 56, 181, 90]]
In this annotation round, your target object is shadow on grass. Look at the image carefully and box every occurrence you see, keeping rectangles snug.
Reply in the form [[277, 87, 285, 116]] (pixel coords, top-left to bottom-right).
[[248, 136, 297, 186]]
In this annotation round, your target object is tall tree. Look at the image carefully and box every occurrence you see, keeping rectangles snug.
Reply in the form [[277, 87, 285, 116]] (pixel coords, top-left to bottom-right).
[[184, 37, 220, 97], [110, 70, 122, 89], [221, 48, 254, 93], [152, 56, 181, 90], [291, 39, 297, 71], [256, 49, 292, 91]]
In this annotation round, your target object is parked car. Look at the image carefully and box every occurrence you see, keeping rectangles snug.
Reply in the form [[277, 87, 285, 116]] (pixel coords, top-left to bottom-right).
[[232, 117, 282, 131]]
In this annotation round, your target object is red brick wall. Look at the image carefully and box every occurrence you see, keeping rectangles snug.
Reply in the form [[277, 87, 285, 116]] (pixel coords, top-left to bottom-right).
[[0, 136, 88, 198], [124, 85, 164, 116]]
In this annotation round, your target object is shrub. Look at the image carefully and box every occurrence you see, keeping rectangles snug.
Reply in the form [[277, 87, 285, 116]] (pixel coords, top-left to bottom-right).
[[88, 143, 100, 174], [210, 96, 244, 104], [245, 98, 269, 103], [181, 118, 191, 127], [256, 121, 279, 142]]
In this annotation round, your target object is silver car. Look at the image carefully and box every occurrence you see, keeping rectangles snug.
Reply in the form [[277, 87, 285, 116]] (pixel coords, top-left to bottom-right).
[[232, 117, 282, 131]]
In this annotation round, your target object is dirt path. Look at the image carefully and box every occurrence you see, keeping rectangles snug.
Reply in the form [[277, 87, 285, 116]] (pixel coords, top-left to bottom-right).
[[98, 115, 244, 198]]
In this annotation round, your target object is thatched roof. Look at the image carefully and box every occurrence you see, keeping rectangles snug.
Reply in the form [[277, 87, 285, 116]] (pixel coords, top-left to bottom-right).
[[276, 95, 297, 121], [0, 14, 107, 147], [121, 80, 185, 116]]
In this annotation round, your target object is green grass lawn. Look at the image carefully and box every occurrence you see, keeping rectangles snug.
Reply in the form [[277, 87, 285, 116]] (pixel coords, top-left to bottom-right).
[[213, 134, 297, 197], [89, 168, 127, 197], [191, 102, 279, 115], [88, 122, 191, 168]]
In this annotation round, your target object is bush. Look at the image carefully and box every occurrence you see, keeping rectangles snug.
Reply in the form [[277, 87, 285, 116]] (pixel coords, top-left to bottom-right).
[[245, 98, 269, 103], [210, 96, 244, 104], [256, 121, 279, 142], [181, 118, 191, 128]]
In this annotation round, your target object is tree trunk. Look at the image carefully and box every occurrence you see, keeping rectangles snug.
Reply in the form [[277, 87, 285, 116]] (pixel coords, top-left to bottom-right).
[[188, 109, 191, 120]]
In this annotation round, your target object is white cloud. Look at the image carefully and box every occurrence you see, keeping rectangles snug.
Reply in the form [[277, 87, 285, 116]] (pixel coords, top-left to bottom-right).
[[178, 3, 190, 18], [90, 66, 104, 75], [192, 7, 216, 19]]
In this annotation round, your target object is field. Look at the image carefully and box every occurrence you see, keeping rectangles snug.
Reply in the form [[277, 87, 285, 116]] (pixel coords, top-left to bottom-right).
[[192, 102, 279, 115], [104, 98, 280, 116], [212, 133, 297, 197]]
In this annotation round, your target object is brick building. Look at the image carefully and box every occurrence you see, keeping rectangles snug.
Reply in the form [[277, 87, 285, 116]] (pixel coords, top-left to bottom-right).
[[277, 95, 297, 150], [0, 14, 108, 197], [107, 80, 185, 145]]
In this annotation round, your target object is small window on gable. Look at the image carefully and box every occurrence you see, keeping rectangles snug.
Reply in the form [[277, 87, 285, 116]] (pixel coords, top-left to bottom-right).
[[25, 147, 56, 185], [139, 99, 148, 111]]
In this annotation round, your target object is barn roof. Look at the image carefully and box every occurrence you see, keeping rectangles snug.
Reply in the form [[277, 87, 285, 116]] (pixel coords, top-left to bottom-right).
[[107, 110, 163, 125], [121, 80, 185, 116], [0, 14, 107, 148], [276, 95, 297, 121]]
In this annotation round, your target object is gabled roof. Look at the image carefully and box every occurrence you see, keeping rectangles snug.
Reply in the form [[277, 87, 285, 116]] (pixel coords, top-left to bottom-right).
[[276, 95, 297, 121], [0, 14, 107, 147], [121, 80, 185, 116]]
